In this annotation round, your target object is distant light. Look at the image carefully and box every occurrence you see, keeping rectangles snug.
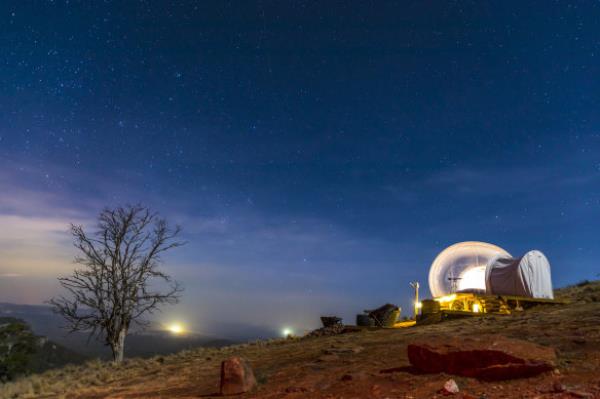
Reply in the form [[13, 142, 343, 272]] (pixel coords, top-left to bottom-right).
[[434, 294, 457, 303], [472, 303, 481, 313], [281, 327, 293, 337], [415, 301, 423, 309], [167, 323, 185, 334]]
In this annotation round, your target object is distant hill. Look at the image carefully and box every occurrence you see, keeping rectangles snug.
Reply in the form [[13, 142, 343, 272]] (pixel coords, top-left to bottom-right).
[[0, 303, 238, 360]]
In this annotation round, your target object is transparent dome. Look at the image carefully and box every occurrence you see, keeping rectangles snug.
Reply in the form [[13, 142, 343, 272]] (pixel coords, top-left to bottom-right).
[[428, 241, 511, 297]]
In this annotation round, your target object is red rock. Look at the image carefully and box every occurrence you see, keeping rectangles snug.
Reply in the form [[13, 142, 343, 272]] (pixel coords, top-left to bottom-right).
[[219, 356, 257, 396], [407, 335, 556, 381]]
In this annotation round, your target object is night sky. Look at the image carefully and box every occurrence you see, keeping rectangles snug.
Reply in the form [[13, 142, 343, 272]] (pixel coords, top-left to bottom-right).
[[1, 2, 599, 337]]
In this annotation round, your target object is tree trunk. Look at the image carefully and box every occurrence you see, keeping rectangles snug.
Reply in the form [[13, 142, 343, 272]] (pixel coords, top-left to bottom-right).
[[112, 329, 127, 363]]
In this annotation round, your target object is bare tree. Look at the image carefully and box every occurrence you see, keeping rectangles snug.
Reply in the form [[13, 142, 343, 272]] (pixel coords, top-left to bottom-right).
[[49, 205, 184, 363]]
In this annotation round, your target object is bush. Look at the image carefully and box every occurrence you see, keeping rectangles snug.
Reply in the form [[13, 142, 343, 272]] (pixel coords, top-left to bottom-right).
[[0, 319, 37, 382]]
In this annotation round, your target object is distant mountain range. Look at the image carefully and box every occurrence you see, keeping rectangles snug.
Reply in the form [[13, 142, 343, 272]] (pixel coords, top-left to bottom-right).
[[0, 303, 240, 360]]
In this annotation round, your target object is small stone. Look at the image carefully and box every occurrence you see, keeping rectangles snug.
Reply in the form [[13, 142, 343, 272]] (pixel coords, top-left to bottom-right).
[[552, 381, 565, 392], [340, 374, 353, 381], [371, 384, 382, 396], [219, 356, 257, 396], [440, 379, 459, 395]]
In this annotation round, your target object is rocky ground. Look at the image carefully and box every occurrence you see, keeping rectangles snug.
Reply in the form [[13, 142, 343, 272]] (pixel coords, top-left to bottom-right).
[[2, 281, 600, 399]]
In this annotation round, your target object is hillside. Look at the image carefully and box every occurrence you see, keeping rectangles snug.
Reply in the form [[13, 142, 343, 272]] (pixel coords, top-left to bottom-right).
[[2, 281, 600, 398], [0, 318, 87, 383]]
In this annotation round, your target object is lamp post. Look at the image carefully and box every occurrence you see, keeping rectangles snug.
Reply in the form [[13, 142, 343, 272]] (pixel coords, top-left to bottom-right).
[[410, 281, 420, 319]]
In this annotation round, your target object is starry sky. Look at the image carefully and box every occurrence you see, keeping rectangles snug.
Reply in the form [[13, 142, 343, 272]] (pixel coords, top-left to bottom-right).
[[1, 1, 599, 338]]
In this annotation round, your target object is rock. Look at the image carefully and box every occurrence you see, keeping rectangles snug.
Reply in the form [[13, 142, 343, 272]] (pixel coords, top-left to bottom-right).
[[552, 381, 566, 392], [370, 384, 382, 396], [219, 356, 257, 396], [306, 323, 346, 337], [340, 373, 353, 381], [440, 379, 459, 395], [407, 335, 556, 381]]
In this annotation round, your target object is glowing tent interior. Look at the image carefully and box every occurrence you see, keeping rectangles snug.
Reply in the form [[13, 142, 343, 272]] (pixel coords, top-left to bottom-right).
[[428, 241, 511, 297], [428, 242, 553, 299]]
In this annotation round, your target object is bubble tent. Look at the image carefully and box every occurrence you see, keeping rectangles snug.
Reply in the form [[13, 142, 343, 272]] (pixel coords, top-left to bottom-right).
[[428, 241, 511, 298]]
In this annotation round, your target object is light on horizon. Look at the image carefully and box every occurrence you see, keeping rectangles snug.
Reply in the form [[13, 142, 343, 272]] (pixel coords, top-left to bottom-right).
[[281, 327, 293, 337], [167, 322, 185, 335]]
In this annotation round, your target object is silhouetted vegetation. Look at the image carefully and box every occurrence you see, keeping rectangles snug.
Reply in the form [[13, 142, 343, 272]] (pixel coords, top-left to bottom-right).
[[0, 318, 37, 382], [49, 204, 185, 363], [0, 318, 85, 382]]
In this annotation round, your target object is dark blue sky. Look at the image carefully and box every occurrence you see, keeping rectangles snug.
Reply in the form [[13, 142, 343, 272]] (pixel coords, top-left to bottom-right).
[[0, 1, 599, 336]]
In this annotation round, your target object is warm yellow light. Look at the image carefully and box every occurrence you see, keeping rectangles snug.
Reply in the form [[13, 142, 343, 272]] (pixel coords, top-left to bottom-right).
[[458, 266, 487, 292], [434, 294, 457, 303], [415, 301, 423, 309], [472, 303, 480, 313], [281, 327, 293, 337], [167, 323, 185, 334]]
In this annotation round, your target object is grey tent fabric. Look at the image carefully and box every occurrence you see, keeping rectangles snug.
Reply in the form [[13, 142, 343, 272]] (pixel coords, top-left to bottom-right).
[[485, 250, 553, 299]]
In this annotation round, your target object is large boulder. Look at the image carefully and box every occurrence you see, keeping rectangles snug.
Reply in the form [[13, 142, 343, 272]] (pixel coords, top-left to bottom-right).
[[407, 335, 556, 381], [219, 356, 257, 395]]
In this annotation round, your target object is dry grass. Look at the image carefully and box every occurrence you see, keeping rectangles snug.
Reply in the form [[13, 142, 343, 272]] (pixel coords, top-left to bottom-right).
[[555, 279, 600, 303], [2, 280, 600, 398], [0, 339, 293, 398]]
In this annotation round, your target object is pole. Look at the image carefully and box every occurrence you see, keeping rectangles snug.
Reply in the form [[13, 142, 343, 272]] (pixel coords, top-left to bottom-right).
[[410, 281, 420, 319]]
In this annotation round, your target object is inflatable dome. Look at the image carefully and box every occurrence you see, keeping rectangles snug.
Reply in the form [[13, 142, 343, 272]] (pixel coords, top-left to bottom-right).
[[428, 241, 511, 297]]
